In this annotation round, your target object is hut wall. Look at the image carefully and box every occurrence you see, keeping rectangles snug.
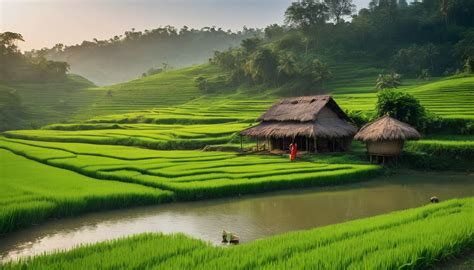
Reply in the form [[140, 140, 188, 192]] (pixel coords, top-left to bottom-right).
[[366, 140, 404, 156], [316, 107, 339, 119]]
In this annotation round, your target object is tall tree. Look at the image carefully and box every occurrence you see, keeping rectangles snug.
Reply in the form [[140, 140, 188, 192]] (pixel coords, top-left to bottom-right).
[[439, 0, 455, 25], [324, 0, 356, 24], [0, 32, 24, 54], [285, 0, 329, 28], [244, 48, 278, 84]]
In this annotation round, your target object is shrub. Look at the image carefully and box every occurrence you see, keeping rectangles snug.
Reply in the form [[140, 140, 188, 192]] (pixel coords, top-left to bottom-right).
[[376, 89, 425, 128], [194, 76, 210, 92], [375, 73, 401, 90]]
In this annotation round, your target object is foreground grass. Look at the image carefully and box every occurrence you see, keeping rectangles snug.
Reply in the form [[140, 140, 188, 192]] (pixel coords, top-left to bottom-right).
[[0, 149, 173, 235], [0, 137, 381, 201], [403, 136, 474, 171], [3, 197, 473, 269]]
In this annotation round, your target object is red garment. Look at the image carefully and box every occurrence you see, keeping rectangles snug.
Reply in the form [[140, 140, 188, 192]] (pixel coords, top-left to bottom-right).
[[290, 143, 297, 161]]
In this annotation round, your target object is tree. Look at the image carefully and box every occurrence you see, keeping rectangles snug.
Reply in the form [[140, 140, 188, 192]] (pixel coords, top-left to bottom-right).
[[244, 48, 278, 84], [0, 87, 24, 131], [277, 52, 297, 83], [376, 89, 426, 127], [391, 44, 440, 77], [264, 24, 286, 40], [241, 37, 261, 55], [285, 0, 329, 28], [324, 0, 355, 24], [398, 0, 408, 8], [194, 76, 210, 92], [298, 58, 331, 93], [0, 32, 24, 54], [439, 0, 455, 25], [375, 73, 401, 90]]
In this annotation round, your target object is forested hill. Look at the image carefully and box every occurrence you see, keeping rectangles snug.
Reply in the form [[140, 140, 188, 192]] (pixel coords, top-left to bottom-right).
[[39, 26, 262, 85]]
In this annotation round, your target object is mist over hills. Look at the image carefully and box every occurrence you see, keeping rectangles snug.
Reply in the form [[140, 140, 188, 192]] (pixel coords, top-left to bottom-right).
[[41, 27, 262, 85]]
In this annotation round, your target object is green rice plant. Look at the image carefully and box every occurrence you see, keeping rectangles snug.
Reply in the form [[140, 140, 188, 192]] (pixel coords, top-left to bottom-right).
[[3, 197, 473, 269], [0, 137, 381, 201], [402, 136, 474, 171], [0, 149, 174, 235]]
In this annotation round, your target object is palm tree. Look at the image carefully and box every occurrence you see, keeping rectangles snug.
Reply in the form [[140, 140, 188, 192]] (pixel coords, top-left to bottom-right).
[[375, 73, 401, 90], [439, 0, 454, 25], [277, 53, 297, 85]]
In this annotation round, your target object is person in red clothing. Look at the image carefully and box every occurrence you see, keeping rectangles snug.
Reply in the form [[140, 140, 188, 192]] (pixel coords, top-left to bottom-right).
[[289, 142, 297, 161]]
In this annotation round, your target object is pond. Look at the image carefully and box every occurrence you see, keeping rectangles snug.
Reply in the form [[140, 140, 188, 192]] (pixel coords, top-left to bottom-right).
[[1, 170, 473, 262]]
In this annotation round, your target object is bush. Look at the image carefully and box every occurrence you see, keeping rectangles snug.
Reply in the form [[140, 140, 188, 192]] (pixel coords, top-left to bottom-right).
[[376, 89, 425, 129], [194, 76, 210, 92]]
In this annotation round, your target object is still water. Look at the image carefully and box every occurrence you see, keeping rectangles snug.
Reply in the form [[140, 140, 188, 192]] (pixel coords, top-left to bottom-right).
[[1, 170, 473, 262]]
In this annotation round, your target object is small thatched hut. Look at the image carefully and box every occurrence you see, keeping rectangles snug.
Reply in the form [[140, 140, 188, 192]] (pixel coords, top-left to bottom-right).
[[354, 115, 421, 157], [240, 95, 357, 152]]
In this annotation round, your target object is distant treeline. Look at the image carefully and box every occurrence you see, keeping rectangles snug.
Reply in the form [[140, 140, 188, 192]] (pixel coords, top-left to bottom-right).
[[210, 0, 474, 95], [0, 32, 69, 83], [37, 26, 262, 85]]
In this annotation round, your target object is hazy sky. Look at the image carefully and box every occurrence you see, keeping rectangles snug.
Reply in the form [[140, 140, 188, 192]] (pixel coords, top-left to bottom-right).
[[1, 0, 371, 51]]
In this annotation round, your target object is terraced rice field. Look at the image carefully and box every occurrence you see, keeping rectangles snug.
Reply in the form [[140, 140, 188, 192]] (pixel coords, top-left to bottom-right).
[[4, 62, 473, 134], [3, 197, 473, 269], [0, 137, 380, 202], [334, 76, 474, 120], [4, 123, 251, 150], [406, 135, 474, 159], [4, 65, 219, 127]]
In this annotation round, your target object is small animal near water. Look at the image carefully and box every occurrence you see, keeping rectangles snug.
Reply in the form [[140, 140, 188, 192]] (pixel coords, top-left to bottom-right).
[[222, 230, 239, 244]]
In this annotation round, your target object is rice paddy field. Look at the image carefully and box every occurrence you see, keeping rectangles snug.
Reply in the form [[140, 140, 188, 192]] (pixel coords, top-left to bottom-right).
[[0, 148, 173, 235], [0, 137, 380, 202], [1, 61, 474, 268], [332, 75, 474, 120], [3, 197, 473, 269]]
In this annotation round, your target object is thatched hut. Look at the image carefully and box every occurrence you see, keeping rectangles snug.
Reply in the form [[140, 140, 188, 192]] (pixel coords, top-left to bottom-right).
[[240, 95, 357, 152], [354, 115, 421, 157]]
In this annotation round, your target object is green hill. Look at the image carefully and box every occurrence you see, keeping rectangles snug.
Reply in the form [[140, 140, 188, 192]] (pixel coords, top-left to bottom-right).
[[3, 62, 474, 133]]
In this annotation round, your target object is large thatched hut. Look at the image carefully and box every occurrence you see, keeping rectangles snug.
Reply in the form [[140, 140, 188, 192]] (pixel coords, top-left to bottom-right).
[[240, 95, 357, 152], [354, 115, 421, 157]]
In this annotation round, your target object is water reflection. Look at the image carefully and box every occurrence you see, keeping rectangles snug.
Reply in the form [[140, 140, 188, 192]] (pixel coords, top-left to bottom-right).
[[1, 170, 473, 262]]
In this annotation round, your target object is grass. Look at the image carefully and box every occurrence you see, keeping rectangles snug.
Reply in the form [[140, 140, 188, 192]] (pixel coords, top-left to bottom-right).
[[0, 137, 381, 201], [333, 75, 474, 120], [4, 123, 249, 150], [0, 149, 173, 235], [407, 135, 474, 158], [3, 62, 474, 131], [3, 197, 473, 269], [2, 65, 221, 128], [401, 135, 474, 171]]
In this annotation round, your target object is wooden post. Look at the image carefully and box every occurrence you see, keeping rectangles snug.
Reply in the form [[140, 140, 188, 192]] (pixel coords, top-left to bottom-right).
[[314, 137, 318, 153], [240, 135, 243, 152], [256, 138, 259, 152], [306, 137, 309, 152]]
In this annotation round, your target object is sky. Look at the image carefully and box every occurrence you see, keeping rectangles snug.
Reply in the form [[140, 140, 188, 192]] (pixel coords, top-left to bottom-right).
[[0, 0, 371, 51]]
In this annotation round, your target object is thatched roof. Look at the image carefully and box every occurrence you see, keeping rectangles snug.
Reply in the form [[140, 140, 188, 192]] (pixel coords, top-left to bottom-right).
[[240, 118, 357, 138], [354, 116, 421, 142], [258, 95, 350, 122]]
